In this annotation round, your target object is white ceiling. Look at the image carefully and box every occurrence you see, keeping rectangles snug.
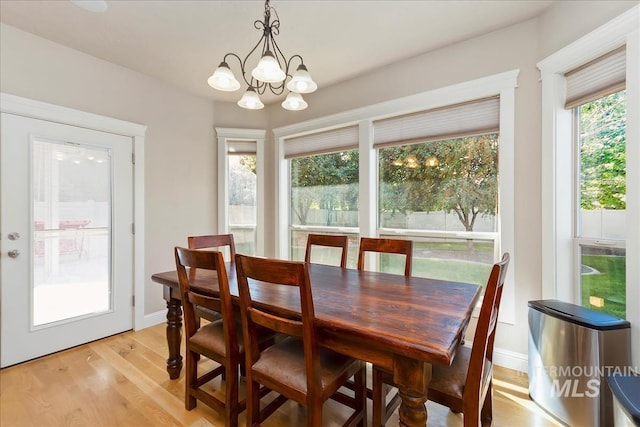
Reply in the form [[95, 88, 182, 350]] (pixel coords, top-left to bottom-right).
[[0, 0, 556, 105]]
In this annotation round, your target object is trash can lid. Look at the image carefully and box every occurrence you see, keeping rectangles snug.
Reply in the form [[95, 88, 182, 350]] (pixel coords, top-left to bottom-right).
[[528, 299, 630, 330], [607, 374, 640, 425]]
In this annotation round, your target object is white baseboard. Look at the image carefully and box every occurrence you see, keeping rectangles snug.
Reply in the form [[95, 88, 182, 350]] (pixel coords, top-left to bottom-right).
[[134, 310, 166, 331], [494, 347, 528, 374], [462, 342, 528, 374]]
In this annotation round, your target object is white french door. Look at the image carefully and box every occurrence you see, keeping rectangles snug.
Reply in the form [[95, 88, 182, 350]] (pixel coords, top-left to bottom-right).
[[1, 112, 134, 367]]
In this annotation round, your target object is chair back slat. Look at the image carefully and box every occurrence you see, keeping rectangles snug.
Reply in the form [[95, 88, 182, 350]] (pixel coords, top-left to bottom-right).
[[305, 234, 349, 268], [357, 237, 413, 276], [249, 308, 304, 338], [187, 234, 236, 281], [188, 292, 223, 314]]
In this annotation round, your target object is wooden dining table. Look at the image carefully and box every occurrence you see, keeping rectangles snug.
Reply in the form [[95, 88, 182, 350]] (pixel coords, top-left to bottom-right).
[[152, 262, 480, 427]]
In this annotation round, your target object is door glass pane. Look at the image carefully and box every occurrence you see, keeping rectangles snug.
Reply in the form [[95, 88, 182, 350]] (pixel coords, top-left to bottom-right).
[[32, 140, 111, 327], [580, 245, 626, 318], [228, 154, 257, 255]]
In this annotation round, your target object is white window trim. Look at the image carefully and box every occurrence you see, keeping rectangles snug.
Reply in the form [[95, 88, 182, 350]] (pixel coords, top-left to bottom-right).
[[274, 69, 518, 324], [215, 127, 266, 256], [538, 5, 639, 366]]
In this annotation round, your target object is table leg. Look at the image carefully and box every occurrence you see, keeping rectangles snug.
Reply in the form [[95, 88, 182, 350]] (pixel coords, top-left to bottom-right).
[[165, 298, 183, 379], [393, 355, 432, 427]]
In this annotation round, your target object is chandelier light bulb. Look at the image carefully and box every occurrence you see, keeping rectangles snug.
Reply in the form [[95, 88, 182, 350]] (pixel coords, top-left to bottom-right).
[[281, 92, 308, 111], [208, 62, 241, 91], [251, 51, 286, 83], [286, 65, 317, 94], [237, 87, 264, 110]]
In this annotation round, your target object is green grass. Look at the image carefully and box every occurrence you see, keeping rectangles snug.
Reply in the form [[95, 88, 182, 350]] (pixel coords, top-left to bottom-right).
[[581, 255, 626, 319]]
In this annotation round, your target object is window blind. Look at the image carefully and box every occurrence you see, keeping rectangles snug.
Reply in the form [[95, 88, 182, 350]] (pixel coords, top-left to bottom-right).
[[565, 45, 626, 109], [284, 125, 359, 159], [227, 140, 256, 155], [373, 97, 499, 149]]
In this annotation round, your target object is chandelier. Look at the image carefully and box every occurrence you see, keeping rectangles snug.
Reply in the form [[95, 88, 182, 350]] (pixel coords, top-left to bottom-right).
[[207, 0, 317, 111]]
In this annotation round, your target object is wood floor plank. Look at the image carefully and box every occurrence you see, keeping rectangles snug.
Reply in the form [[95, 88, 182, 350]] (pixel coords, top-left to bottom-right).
[[1, 324, 562, 426]]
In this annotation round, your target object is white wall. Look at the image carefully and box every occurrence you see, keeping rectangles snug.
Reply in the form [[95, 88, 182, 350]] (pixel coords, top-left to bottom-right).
[[0, 23, 218, 315]]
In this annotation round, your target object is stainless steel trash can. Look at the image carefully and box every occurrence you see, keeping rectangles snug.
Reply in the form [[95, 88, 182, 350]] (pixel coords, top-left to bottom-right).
[[528, 299, 631, 427], [607, 374, 640, 426]]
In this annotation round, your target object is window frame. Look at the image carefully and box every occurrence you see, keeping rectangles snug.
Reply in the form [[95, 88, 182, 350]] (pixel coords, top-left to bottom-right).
[[274, 70, 518, 324], [538, 6, 639, 364], [215, 127, 266, 256]]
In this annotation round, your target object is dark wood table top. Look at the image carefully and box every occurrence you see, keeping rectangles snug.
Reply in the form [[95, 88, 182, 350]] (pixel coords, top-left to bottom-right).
[[152, 262, 480, 366]]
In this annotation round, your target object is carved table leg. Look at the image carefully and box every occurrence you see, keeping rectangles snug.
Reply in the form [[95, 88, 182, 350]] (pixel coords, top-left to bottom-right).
[[166, 298, 183, 379], [393, 356, 432, 427]]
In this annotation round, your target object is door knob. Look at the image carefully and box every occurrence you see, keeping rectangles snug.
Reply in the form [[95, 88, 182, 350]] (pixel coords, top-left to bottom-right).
[[8, 249, 19, 258]]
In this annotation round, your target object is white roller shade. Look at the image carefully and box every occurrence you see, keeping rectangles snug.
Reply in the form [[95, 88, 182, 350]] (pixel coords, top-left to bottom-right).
[[284, 125, 359, 159], [373, 97, 499, 149], [565, 46, 626, 109], [227, 140, 256, 154]]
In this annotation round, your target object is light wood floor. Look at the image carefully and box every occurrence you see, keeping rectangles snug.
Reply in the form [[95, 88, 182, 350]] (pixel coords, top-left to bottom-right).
[[1, 324, 563, 426]]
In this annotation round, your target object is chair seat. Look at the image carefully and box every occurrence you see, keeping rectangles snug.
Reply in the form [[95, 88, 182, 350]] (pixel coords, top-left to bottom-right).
[[429, 346, 493, 402], [189, 319, 241, 357], [253, 336, 360, 397], [190, 319, 275, 358]]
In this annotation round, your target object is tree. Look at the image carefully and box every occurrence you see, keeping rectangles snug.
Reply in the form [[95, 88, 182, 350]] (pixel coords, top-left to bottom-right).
[[290, 150, 359, 226], [229, 155, 256, 206], [379, 134, 499, 235], [579, 90, 626, 210]]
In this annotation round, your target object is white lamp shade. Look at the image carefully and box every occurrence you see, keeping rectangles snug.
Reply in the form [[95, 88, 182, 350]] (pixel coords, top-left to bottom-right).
[[251, 51, 286, 83], [286, 65, 317, 94], [208, 62, 241, 91], [237, 88, 264, 110], [281, 92, 308, 111]]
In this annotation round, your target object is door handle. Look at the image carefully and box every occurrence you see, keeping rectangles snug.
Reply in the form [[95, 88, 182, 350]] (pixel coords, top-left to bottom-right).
[[8, 249, 19, 258], [8, 232, 20, 240]]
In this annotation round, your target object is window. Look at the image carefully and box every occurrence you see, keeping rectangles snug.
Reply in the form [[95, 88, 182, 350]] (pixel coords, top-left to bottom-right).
[[275, 70, 518, 323], [374, 97, 501, 286], [575, 90, 626, 318], [378, 134, 498, 286], [228, 150, 257, 255], [285, 126, 360, 266], [538, 4, 638, 331], [216, 128, 265, 256]]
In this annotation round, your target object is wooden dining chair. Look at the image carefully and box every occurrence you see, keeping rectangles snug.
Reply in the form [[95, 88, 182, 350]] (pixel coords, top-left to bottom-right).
[[357, 237, 413, 276], [174, 247, 244, 426], [235, 253, 367, 427], [187, 234, 236, 321], [356, 237, 413, 405], [304, 233, 349, 268], [372, 252, 511, 427]]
